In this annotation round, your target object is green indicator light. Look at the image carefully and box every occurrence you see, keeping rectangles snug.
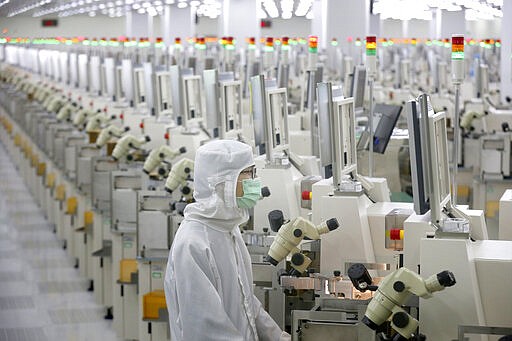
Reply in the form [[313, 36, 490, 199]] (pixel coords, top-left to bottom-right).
[[264, 46, 274, 52], [331, 41, 338, 46], [91, 41, 98, 46], [451, 51, 464, 60], [355, 41, 362, 46], [195, 44, 206, 50], [366, 49, 376, 56], [496, 42, 501, 47], [426, 42, 432, 46], [225, 44, 235, 50], [479, 42, 485, 47], [290, 40, 298, 45], [282, 45, 289, 51], [309, 47, 317, 53], [248, 44, 256, 50]]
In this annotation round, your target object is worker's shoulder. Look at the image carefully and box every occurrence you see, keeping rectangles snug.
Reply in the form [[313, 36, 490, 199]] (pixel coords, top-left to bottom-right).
[[172, 220, 210, 251]]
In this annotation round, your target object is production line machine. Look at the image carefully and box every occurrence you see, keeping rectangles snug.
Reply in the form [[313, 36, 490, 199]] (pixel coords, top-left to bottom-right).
[[2, 33, 512, 341]]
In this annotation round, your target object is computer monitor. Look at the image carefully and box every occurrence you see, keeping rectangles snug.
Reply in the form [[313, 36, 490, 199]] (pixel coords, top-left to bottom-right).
[[358, 103, 402, 154], [406, 96, 430, 215], [350, 65, 367, 112]]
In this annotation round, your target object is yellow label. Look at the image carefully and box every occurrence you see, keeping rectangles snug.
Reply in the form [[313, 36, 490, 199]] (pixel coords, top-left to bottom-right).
[[457, 185, 470, 198], [485, 201, 499, 218], [66, 197, 77, 215], [84, 211, 94, 226], [55, 184, 66, 201], [37, 162, 46, 176], [46, 173, 55, 188]]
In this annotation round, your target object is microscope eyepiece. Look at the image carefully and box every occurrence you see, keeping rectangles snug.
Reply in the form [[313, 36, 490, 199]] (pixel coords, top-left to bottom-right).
[[261, 186, 271, 198], [268, 210, 284, 232], [361, 316, 379, 331], [347, 263, 373, 292], [437, 270, 456, 287], [326, 218, 339, 231], [265, 255, 279, 266]]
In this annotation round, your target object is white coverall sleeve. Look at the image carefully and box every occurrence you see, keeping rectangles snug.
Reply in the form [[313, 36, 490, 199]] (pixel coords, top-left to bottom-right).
[[172, 242, 245, 341], [253, 294, 291, 341]]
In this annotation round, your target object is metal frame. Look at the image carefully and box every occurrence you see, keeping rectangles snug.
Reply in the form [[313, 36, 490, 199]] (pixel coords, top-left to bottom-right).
[[428, 111, 452, 225], [169, 64, 183, 123], [78, 53, 89, 91], [104, 57, 116, 100], [333, 97, 357, 187], [154, 70, 171, 117], [121, 59, 134, 104], [265, 87, 289, 157], [219, 78, 243, 137], [182, 74, 203, 126], [458, 325, 512, 341]]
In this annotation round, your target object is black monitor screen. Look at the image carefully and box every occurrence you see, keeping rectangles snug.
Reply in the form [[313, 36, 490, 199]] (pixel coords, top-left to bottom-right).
[[372, 104, 402, 154], [406, 99, 430, 215]]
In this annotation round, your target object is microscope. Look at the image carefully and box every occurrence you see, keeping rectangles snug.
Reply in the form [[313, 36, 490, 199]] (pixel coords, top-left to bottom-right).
[[266, 210, 340, 274], [85, 112, 116, 132], [164, 158, 194, 194], [96, 124, 130, 148], [348, 263, 456, 341], [142, 145, 187, 175], [111, 134, 151, 161], [72, 107, 97, 129], [56, 101, 78, 122]]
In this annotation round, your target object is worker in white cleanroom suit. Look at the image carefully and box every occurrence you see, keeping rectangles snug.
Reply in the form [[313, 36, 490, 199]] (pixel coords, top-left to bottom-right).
[[164, 139, 290, 341]]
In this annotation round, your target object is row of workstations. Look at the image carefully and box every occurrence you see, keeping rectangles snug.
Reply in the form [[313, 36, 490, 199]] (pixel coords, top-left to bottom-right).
[[1, 37, 512, 340]]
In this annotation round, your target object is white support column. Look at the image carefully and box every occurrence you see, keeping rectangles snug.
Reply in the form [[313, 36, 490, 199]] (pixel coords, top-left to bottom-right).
[[402, 19, 409, 38], [317, 0, 370, 54], [162, 5, 172, 46], [501, 1, 512, 103], [369, 13, 381, 37], [440, 9, 465, 38], [167, 6, 195, 41], [311, 0, 326, 49], [125, 11, 149, 38], [126, 10, 133, 37], [218, 0, 259, 45], [147, 14, 154, 42]]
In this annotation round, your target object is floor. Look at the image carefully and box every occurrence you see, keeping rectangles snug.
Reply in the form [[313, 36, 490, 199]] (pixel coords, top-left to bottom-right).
[[0, 142, 120, 341]]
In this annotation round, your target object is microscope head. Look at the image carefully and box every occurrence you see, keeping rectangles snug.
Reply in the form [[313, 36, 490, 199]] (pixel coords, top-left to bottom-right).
[[86, 111, 115, 132], [266, 211, 339, 273], [143, 145, 187, 174], [72, 107, 89, 127], [111, 134, 151, 161], [361, 266, 456, 338], [96, 125, 130, 148], [164, 158, 194, 193]]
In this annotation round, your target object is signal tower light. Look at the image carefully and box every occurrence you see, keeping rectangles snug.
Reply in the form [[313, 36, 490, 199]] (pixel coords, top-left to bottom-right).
[[264, 37, 274, 52], [451, 35, 464, 60], [308, 35, 318, 53], [282, 36, 289, 50], [366, 35, 377, 76], [366, 35, 376, 56]]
